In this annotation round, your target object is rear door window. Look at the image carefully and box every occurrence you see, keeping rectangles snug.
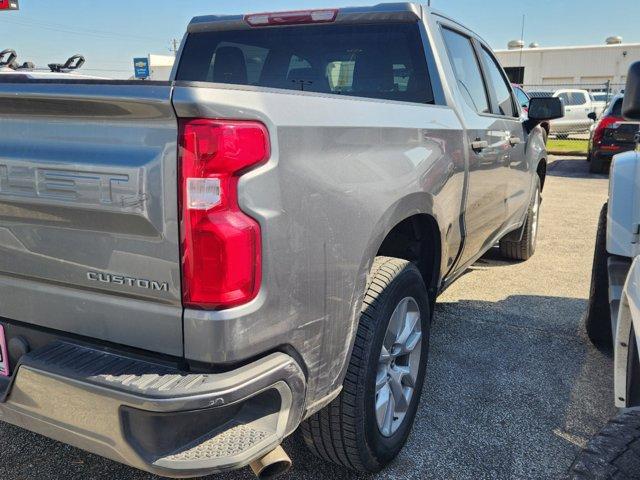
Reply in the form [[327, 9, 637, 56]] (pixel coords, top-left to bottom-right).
[[480, 47, 517, 117], [177, 23, 434, 104], [441, 28, 490, 114]]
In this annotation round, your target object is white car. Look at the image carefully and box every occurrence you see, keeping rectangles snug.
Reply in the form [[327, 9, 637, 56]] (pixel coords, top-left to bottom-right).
[[570, 62, 640, 479], [528, 88, 597, 137], [616, 256, 640, 407]]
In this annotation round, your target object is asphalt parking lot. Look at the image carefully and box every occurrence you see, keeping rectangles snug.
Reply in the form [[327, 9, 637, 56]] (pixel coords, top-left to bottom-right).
[[0, 156, 618, 480]]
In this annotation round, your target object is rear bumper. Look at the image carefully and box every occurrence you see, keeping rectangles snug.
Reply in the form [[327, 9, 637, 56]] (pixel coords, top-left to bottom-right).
[[0, 341, 305, 478], [594, 145, 637, 161]]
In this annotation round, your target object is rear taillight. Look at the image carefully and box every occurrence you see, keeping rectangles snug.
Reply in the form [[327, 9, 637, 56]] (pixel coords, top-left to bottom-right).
[[244, 9, 338, 27], [593, 115, 624, 145], [178, 119, 269, 310]]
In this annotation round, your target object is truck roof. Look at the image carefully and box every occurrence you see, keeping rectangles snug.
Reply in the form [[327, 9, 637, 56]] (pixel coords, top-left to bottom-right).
[[186, 3, 491, 50], [188, 3, 424, 33]]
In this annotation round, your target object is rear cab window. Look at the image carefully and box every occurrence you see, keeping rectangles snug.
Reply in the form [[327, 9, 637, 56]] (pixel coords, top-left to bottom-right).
[[176, 23, 434, 104]]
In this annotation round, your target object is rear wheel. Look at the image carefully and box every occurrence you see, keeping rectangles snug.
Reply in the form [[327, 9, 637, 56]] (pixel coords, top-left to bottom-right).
[[301, 257, 431, 472], [567, 409, 640, 479], [585, 203, 612, 350], [499, 178, 541, 261], [589, 154, 607, 174]]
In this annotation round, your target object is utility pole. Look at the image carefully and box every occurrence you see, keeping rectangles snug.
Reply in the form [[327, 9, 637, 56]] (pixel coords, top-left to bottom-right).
[[170, 38, 179, 55], [518, 14, 526, 75]]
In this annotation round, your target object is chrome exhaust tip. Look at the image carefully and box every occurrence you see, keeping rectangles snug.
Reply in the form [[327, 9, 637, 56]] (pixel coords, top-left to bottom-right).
[[249, 445, 292, 479]]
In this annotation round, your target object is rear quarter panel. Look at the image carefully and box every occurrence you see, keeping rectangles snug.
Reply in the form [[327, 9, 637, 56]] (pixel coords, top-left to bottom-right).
[[173, 84, 465, 403]]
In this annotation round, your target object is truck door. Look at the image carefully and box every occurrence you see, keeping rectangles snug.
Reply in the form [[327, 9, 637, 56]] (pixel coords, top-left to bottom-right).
[[477, 45, 531, 225], [441, 26, 510, 266]]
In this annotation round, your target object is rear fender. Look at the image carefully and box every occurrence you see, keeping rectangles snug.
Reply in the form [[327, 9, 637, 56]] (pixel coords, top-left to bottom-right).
[[329, 193, 445, 386]]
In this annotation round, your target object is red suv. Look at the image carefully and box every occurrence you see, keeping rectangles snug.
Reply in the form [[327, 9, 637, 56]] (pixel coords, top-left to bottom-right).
[[587, 94, 639, 173]]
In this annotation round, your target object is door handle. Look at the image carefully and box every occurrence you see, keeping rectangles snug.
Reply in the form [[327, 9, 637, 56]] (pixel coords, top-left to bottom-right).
[[509, 136, 522, 146], [471, 139, 489, 152]]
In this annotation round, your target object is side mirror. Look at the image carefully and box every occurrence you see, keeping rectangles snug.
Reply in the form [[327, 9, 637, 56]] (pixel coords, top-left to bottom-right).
[[587, 112, 597, 121], [527, 97, 565, 122], [623, 61, 640, 120]]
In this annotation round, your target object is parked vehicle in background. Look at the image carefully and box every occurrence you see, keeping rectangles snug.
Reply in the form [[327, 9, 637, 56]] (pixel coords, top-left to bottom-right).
[[513, 84, 550, 142], [591, 91, 612, 117], [552, 89, 597, 137], [592, 91, 615, 105], [526, 88, 596, 137], [572, 62, 640, 479], [527, 90, 554, 98], [0, 4, 563, 478], [587, 94, 639, 173]]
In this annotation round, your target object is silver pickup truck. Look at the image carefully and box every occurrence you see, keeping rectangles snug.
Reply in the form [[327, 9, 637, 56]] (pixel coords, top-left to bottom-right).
[[0, 4, 562, 479]]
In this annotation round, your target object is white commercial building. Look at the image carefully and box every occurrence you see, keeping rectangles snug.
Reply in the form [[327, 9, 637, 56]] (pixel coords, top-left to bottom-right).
[[147, 54, 175, 80], [495, 39, 640, 90]]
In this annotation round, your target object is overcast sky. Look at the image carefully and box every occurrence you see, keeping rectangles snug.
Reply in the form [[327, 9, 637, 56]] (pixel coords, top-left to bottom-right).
[[1, 0, 638, 78]]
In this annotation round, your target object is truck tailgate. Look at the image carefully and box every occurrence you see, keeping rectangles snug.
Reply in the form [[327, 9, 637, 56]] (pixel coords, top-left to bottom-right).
[[0, 82, 182, 356]]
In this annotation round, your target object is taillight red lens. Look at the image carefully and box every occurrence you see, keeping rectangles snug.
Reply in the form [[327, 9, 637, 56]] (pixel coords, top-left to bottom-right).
[[593, 115, 624, 145], [178, 119, 269, 310]]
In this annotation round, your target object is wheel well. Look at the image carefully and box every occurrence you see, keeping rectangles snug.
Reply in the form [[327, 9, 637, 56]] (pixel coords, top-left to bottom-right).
[[376, 214, 441, 303], [537, 159, 547, 191], [541, 122, 550, 136], [627, 327, 640, 407]]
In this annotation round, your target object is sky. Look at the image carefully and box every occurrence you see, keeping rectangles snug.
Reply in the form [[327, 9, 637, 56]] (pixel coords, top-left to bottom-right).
[[1, 0, 638, 78]]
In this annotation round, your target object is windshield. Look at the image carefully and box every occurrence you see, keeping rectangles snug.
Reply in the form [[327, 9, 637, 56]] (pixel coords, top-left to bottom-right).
[[610, 98, 623, 117]]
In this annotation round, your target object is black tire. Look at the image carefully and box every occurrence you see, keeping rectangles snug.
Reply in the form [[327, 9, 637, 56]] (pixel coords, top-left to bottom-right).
[[499, 178, 541, 261], [585, 203, 612, 349], [567, 409, 640, 479], [590, 154, 607, 174], [301, 256, 431, 473]]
